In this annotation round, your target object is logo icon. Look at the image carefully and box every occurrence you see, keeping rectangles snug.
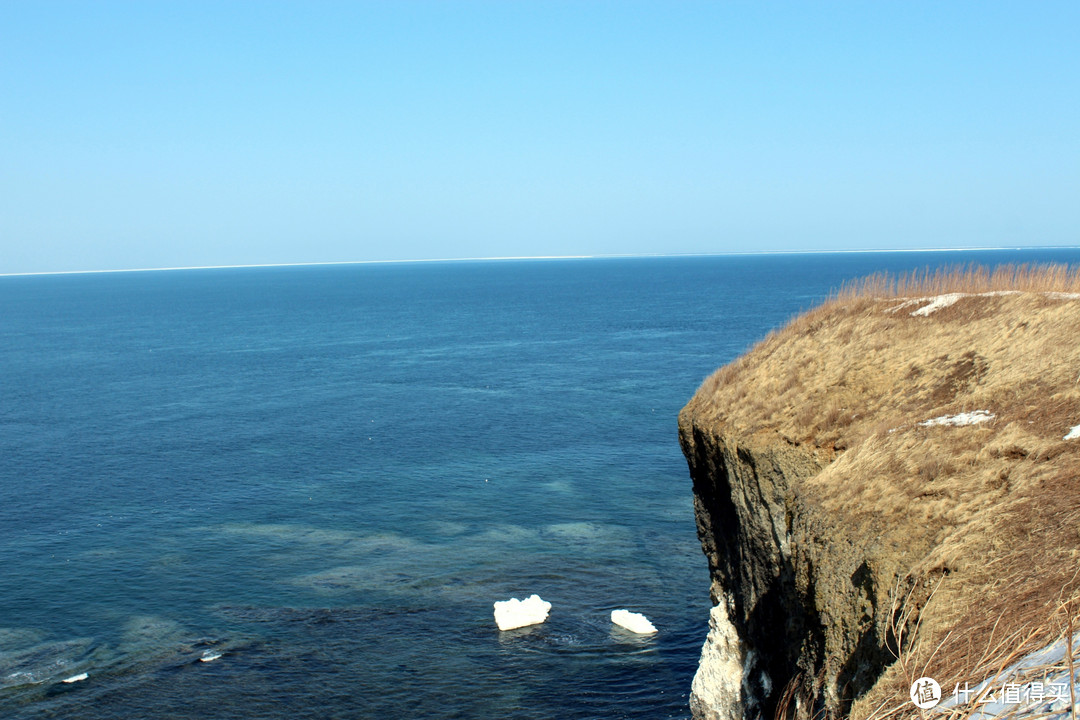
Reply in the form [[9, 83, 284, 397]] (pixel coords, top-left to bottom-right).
[[910, 677, 941, 709]]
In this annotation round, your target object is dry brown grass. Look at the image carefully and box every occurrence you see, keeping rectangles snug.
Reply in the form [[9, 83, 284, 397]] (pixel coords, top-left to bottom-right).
[[685, 264, 1080, 719], [834, 263, 1080, 301], [857, 581, 1080, 720]]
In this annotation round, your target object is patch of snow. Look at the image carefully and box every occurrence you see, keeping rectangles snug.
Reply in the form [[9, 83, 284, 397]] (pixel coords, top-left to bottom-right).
[[1045, 292, 1080, 300], [884, 298, 921, 314], [61, 673, 88, 683], [493, 594, 551, 631], [911, 294, 965, 316], [1065, 424, 1080, 441], [919, 410, 995, 427], [886, 291, 1026, 317], [610, 609, 657, 634], [937, 630, 1080, 720]]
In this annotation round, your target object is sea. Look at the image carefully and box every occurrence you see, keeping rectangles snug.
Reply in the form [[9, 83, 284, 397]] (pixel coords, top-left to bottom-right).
[[2, 249, 1079, 720]]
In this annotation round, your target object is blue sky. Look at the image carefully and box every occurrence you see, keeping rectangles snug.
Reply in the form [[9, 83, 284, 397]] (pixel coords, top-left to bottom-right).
[[1, 1, 1078, 273]]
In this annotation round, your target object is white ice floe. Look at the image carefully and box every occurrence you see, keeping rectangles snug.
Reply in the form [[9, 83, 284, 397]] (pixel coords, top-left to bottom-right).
[[610, 609, 657, 634], [919, 410, 995, 427], [61, 673, 88, 683], [199, 652, 223, 663], [493, 594, 551, 631], [1065, 425, 1080, 441]]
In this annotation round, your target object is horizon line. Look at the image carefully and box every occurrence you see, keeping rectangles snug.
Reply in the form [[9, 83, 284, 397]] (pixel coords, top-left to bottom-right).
[[3, 246, 1080, 278]]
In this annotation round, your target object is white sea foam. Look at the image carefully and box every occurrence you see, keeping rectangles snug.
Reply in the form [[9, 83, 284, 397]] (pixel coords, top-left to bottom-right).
[[610, 609, 657, 634], [199, 652, 222, 663], [3, 671, 44, 686], [61, 673, 88, 683], [493, 594, 551, 631]]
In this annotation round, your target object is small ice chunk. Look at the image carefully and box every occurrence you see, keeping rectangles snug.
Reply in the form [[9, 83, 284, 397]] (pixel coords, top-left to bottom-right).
[[919, 410, 995, 427], [1065, 425, 1080, 441], [493, 594, 551, 631], [61, 673, 88, 683], [200, 652, 223, 662], [611, 609, 657, 634]]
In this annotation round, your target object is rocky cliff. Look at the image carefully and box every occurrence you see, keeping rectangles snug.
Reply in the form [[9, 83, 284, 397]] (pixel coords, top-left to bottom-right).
[[679, 285, 1080, 720]]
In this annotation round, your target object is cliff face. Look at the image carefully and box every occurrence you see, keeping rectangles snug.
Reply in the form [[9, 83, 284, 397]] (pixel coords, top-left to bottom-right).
[[679, 425, 927, 720], [679, 291, 1080, 720]]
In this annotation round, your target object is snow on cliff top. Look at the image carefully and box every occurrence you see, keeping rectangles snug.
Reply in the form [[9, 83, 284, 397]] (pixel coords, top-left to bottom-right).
[[885, 290, 1080, 317], [919, 410, 995, 427]]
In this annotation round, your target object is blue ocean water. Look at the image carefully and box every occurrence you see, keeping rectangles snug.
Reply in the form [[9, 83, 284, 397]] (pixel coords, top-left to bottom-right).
[[2, 250, 1079, 719]]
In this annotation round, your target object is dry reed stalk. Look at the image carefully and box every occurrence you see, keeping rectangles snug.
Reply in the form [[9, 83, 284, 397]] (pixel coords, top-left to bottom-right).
[[774, 674, 804, 720], [833, 264, 1080, 303], [1065, 602, 1076, 720]]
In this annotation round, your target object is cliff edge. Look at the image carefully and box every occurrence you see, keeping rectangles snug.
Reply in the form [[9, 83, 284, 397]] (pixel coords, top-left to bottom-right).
[[679, 272, 1080, 720]]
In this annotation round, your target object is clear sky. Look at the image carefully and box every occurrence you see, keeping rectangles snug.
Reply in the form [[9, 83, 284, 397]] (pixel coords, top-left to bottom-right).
[[1, 1, 1078, 273]]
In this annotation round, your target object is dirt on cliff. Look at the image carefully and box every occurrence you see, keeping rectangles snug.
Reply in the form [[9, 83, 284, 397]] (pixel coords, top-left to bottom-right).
[[680, 266, 1080, 720]]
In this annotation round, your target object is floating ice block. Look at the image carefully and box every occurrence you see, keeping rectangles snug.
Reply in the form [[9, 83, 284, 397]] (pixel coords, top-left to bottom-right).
[[611, 609, 657, 634], [493, 594, 551, 631]]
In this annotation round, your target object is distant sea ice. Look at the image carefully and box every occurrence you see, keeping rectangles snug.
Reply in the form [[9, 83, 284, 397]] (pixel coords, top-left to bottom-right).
[[493, 594, 551, 631], [610, 609, 657, 634]]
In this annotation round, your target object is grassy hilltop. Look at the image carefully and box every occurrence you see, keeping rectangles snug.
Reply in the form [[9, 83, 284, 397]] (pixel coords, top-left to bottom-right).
[[680, 265, 1080, 719]]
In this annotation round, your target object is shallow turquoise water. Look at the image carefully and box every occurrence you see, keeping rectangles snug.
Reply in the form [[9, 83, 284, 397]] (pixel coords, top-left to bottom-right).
[[2, 251, 1078, 719]]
